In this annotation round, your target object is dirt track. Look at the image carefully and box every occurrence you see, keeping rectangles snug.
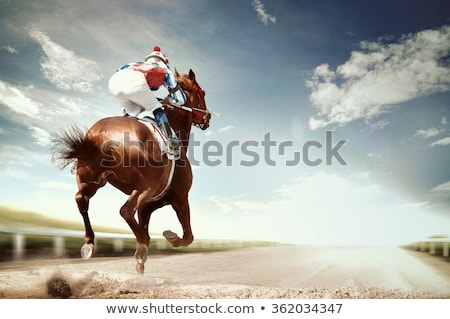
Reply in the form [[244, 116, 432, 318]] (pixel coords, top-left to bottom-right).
[[1, 245, 450, 298]]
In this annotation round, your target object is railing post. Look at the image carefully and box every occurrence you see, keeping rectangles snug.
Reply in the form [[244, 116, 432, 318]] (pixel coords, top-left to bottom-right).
[[53, 236, 65, 257], [13, 233, 25, 260], [443, 242, 449, 257], [156, 238, 169, 250], [430, 242, 436, 254], [419, 241, 426, 252], [113, 238, 124, 252]]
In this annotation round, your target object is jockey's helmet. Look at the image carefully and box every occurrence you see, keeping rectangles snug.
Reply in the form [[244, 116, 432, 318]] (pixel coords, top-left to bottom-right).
[[144, 46, 169, 65]]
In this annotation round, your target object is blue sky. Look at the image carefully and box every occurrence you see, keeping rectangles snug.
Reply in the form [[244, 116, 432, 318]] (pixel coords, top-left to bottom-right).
[[1, 0, 449, 245]]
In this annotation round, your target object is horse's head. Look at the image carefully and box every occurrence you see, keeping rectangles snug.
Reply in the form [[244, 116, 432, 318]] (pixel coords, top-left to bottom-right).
[[175, 69, 210, 130]]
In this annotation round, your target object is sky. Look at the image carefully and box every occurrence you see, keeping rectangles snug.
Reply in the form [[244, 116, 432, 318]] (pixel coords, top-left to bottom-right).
[[0, 0, 450, 246]]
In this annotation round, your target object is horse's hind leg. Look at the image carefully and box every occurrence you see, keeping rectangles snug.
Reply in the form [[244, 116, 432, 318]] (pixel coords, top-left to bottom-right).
[[119, 190, 151, 274], [164, 196, 194, 247], [75, 181, 100, 259]]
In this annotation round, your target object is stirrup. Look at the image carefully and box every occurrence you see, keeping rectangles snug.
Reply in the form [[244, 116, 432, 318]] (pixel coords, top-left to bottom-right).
[[168, 137, 182, 160], [169, 138, 182, 158], [170, 137, 182, 149]]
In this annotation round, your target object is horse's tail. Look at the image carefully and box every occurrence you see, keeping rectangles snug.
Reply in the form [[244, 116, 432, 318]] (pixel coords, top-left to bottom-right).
[[51, 125, 100, 171]]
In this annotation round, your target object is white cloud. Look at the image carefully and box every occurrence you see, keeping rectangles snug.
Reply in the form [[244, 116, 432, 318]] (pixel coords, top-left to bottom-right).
[[55, 96, 88, 116], [413, 116, 448, 141], [29, 27, 103, 92], [428, 181, 450, 203], [275, 172, 381, 204], [0, 80, 41, 117], [207, 194, 270, 214], [0, 79, 97, 130], [39, 181, 76, 191], [307, 25, 450, 126], [430, 181, 450, 194], [205, 130, 213, 137], [29, 126, 51, 146], [252, 0, 276, 26], [202, 125, 235, 137], [199, 172, 448, 245], [2, 45, 18, 54], [369, 119, 390, 131], [2, 168, 33, 181], [430, 136, 450, 146], [415, 127, 441, 138], [218, 125, 235, 133], [207, 195, 233, 213], [0, 144, 36, 167]]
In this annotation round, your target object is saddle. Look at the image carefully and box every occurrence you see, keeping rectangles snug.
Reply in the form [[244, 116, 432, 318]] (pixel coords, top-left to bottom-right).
[[135, 112, 178, 160]]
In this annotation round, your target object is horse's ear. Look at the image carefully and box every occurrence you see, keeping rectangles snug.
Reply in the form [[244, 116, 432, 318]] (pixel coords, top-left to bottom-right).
[[189, 69, 196, 82], [174, 68, 180, 77]]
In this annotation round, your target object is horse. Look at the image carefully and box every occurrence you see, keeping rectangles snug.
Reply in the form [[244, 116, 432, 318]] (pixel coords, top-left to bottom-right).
[[51, 69, 210, 274]]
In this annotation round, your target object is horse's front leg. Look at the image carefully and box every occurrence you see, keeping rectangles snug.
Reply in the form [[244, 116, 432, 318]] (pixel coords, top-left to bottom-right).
[[75, 181, 100, 259], [164, 196, 194, 247], [138, 201, 164, 244]]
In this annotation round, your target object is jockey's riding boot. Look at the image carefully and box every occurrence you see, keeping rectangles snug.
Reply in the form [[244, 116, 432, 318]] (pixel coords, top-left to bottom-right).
[[160, 121, 183, 151], [154, 108, 182, 153]]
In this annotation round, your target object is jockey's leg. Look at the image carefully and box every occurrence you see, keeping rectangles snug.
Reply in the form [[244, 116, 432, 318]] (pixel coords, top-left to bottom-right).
[[111, 69, 182, 152], [153, 108, 182, 151], [109, 69, 147, 116]]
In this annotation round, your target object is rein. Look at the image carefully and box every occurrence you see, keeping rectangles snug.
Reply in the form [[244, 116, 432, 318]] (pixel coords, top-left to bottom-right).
[[162, 86, 220, 121], [164, 102, 211, 116], [162, 83, 216, 130]]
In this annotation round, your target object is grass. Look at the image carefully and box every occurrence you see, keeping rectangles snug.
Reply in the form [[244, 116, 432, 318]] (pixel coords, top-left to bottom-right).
[[0, 205, 129, 233], [0, 205, 279, 261], [409, 241, 448, 255]]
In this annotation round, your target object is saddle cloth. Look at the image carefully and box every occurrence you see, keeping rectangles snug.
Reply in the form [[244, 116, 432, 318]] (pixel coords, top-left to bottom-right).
[[136, 112, 178, 160]]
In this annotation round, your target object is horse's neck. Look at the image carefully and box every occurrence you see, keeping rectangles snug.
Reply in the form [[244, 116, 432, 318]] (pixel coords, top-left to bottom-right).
[[167, 88, 196, 147], [169, 113, 192, 147]]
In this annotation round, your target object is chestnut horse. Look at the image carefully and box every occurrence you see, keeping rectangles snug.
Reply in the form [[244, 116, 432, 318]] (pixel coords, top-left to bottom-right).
[[52, 69, 210, 274]]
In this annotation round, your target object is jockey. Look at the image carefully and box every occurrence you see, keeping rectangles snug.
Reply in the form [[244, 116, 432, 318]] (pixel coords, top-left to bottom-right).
[[108, 46, 186, 151]]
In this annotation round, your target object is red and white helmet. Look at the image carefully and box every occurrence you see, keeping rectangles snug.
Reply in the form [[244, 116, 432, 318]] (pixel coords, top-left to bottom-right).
[[144, 46, 169, 65]]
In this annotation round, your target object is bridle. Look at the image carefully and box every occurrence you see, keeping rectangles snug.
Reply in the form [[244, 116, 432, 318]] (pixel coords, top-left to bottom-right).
[[164, 81, 211, 130], [187, 83, 210, 130]]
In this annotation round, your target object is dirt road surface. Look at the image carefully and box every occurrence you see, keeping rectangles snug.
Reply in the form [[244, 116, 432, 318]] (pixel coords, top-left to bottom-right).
[[1, 245, 450, 298]]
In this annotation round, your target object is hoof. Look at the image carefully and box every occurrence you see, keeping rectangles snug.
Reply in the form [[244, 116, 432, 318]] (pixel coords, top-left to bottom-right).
[[81, 243, 94, 259], [163, 230, 177, 242], [134, 245, 148, 264], [136, 263, 145, 274]]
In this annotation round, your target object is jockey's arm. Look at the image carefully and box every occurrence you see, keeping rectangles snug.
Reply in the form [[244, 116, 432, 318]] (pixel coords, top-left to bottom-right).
[[165, 69, 187, 106]]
